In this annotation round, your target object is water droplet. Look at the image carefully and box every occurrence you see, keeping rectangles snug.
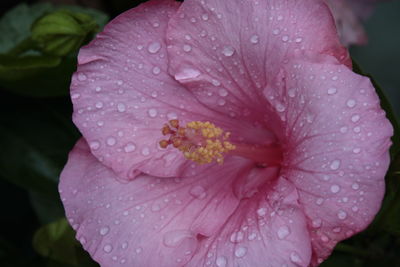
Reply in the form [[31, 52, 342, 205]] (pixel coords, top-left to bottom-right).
[[346, 99, 356, 108], [234, 247, 247, 258], [79, 236, 87, 244], [117, 103, 126, 112], [175, 68, 201, 81], [216, 256, 227, 267], [351, 114, 360, 122], [152, 66, 161, 75], [288, 88, 296, 97], [103, 244, 113, 253], [95, 86, 102, 92], [327, 87, 337, 95], [337, 210, 347, 220], [257, 208, 266, 216], [107, 137, 116, 146], [277, 225, 290, 239], [316, 198, 324, 205], [124, 143, 136, 153], [340, 126, 348, 133], [330, 185, 340, 193], [217, 99, 226, 106], [353, 148, 361, 154], [135, 247, 143, 254], [163, 230, 194, 248], [189, 186, 207, 199], [148, 108, 158, 118], [71, 93, 81, 99], [148, 42, 161, 54], [121, 242, 128, 249], [222, 46, 235, 57], [183, 44, 192, 52], [248, 232, 257, 240], [89, 141, 100, 150], [78, 73, 87, 81], [141, 147, 150, 156], [290, 252, 301, 263], [330, 160, 341, 170], [218, 88, 228, 97], [272, 28, 280, 35], [201, 13, 209, 20], [281, 35, 289, 42], [295, 37, 303, 43], [250, 35, 259, 44], [352, 183, 360, 190], [230, 231, 244, 243], [167, 112, 178, 120], [312, 218, 322, 228], [100, 226, 110, 236], [95, 102, 103, 109], [276, 103, 286, 112]]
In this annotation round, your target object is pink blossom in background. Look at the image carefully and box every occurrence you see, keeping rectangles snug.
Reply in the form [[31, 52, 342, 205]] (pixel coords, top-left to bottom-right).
[[326, 0, 385, 46], [59, 0, 393, 266]]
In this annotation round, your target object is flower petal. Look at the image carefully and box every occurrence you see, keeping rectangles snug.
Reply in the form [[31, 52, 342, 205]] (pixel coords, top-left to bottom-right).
[[187, 178, 311, 267], [71, 0, 219, 180], [326, 0, 368, 46], [268, 56, 392, 264], [166, 0, 350, 118], [60, 139, 256, 267], [61, 139, 313, 266]]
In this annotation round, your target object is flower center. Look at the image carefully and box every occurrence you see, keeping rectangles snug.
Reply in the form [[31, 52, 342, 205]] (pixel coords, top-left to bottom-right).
[[160, 120, 282, 166]]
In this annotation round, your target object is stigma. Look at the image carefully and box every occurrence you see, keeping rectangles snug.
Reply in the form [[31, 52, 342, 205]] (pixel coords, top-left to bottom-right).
[[159, 120, 236, 164]]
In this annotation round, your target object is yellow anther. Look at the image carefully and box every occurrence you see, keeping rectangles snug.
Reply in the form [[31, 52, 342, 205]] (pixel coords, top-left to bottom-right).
[[159, 120, 235, 165]]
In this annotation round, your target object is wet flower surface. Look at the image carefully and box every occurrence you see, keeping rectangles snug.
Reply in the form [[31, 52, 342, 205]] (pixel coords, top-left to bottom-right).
[[326, 0, 385, 46], [60, 0, 393, 266]]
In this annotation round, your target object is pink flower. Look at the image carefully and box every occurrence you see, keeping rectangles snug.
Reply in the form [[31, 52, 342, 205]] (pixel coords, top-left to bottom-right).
[[326, 0, 384, 46], [60, 0, 392, 266]]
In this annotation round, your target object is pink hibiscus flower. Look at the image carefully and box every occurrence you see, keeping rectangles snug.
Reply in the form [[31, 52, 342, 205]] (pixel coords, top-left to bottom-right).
[[326, 0, 385, 46], [60, 0, 393, 266]]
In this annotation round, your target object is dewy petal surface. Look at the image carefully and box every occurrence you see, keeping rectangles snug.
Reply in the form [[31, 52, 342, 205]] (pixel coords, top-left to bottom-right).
[[60, 139, 242, 267], [60, 139, 313, 267], [187, 178, 312, 267], [166, 0, 350, 118], [267, 56, 392, 264], [71, 0, 220, 180]]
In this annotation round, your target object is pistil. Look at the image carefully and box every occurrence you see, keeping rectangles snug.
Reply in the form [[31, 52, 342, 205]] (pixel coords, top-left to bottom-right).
[[159, 120, 282, 166]]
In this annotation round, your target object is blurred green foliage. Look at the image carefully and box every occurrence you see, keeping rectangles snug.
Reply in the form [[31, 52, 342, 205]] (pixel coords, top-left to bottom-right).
[[0, 0, 399, 266], [0, 3, 108, 97]]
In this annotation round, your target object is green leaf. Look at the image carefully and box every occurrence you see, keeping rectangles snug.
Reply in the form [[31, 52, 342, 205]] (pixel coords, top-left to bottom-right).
[[31, 10, 99, 57], [33, 218, 99, 266], [33, 218, 79, 265], [0, 3, 53, 54], [0, 3, 109, 97]]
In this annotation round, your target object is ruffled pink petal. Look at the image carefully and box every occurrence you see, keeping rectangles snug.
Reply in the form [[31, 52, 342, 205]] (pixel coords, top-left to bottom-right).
[[60, 139, 314, 266], [166, 0, 350, 119], [60, 139, 249, 266], [267, 56, 392, 264], [188, 178, 312, 267], [326, 0, 368, 46], [71, 0, 222, 180]]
